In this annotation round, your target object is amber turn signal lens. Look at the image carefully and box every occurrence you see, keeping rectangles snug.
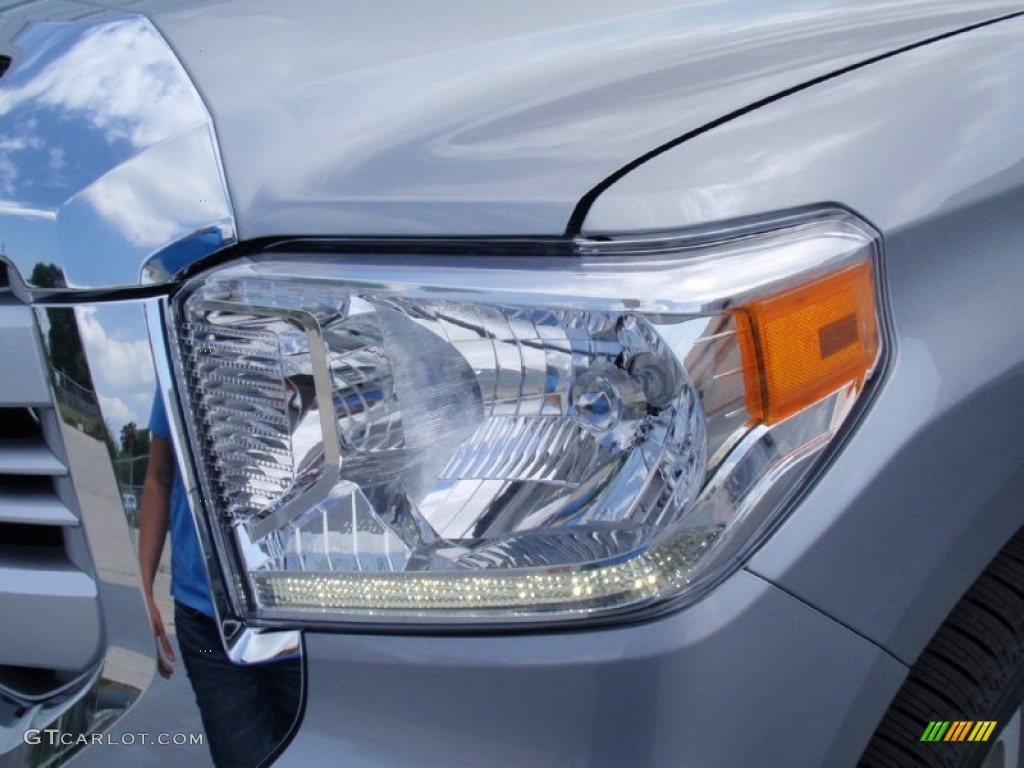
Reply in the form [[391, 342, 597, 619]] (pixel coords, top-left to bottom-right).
[[736, 261, 879, 424]]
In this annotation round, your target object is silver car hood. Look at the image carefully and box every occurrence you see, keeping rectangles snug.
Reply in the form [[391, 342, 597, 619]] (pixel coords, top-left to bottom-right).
[[1, 0, 1021, 290], [150, 0, 1024, 239]]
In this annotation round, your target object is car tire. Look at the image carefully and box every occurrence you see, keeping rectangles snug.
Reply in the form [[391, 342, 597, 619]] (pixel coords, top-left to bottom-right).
[[860, 525, 1024, 768]]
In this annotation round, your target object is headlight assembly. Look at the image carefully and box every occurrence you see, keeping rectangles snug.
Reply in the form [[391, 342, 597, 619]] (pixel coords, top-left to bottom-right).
[[169, 210, 883, 626]]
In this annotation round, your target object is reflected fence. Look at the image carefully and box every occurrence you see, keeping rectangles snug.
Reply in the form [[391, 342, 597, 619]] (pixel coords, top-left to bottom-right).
[[53, 368, 104, 438], [54, 367, 147, 530]]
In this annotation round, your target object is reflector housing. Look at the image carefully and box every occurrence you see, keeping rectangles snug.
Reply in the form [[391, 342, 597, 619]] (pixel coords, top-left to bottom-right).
[[169, 211, 884, 626]]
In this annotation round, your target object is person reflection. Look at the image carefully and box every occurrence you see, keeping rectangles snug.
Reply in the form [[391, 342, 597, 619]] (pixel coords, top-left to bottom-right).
[[138, 393, 301, 767]]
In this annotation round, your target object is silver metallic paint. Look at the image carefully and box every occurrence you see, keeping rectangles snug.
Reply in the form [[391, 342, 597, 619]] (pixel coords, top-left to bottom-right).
[[151, 0, 1024, 240], [284, 569, 905, 768], [1, 2, 1022, 766], [585, 16, 1024, 666]]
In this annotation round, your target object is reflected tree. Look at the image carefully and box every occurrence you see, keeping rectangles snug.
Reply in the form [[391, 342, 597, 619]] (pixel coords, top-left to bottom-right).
[[31, 262, 95, 392]]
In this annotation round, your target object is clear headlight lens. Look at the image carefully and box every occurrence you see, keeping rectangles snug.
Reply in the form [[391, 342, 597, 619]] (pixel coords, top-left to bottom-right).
[[171, 212, 882, 625]]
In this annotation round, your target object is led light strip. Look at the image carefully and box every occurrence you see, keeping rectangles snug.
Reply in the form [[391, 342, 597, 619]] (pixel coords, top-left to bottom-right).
[[253, 526, 723, 616]]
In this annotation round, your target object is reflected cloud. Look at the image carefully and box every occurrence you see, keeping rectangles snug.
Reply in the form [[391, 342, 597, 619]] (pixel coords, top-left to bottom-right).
[[0, 17, 206, 149], [76, 305, 156, 435], [98, 392, 137, 431], [0, 134, 42, 196], [0, 201, 56, 219], [76, 125, 229, 249], [78, 305, 154, 394], [0, 155, 15, 197], [0, 136, 43, 152], [0, 14, 234, 288]]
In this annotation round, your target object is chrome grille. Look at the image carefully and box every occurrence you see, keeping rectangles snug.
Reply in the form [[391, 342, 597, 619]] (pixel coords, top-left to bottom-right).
[[0, 293, 100, 675]]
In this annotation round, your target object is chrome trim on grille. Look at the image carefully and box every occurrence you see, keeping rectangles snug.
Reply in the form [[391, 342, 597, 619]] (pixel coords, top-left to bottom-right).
[[0, 8, 300, 763], [0, 299, 153, 766], [0, 298, 113, 766], [0, 7, 242, 762], [0, 298, 102, 679], [0, 488, 77, 526], [0, 436, 65, 475], [0, 11, 235, 291], [0, 301, 50, 404], [0, 665, 103, 768]]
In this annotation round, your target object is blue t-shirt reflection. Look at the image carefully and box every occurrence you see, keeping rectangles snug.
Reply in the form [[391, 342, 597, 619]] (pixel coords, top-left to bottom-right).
[[148, 395, 216, 618]]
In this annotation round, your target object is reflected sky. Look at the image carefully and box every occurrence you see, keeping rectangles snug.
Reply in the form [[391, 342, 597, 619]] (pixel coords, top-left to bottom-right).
[[36, 303, 156, 442], [78, 304, 155, 437], [32, 299, 154, 438], [0, 14, 232, 288], [0, 16, 206, 210]]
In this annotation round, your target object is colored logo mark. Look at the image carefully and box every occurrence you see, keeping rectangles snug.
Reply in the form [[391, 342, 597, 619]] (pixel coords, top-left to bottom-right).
[[920, 721, 998, 742]]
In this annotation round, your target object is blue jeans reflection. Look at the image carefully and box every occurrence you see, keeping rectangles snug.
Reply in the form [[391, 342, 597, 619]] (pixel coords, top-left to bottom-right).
[[174, 602, 301, 768]]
